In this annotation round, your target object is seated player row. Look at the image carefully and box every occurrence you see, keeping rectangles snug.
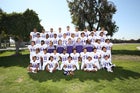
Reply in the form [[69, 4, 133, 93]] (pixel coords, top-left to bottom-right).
[[27, 47, 115, 75], [28, 38, 113, 55]]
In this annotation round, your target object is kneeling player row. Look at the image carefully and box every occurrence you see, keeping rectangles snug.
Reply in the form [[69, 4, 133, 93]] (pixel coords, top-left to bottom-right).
[[27, 55, 115, 75]]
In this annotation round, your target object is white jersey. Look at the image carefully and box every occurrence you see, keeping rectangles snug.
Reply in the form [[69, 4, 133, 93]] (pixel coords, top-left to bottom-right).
[[30, 32, 39, 40], [30, 60, 39, 68], [57, 32, 63, 39], [33, 37, 41, 45], [48, 32, 54, 38], [40, 53, 51, 62], [31, 52, 41, 63], [64, 61, 76, 71], [65, 31, 71, 37], [50, 53, 60, 61], [60, 53, 69, 62], [84, 60, 95, 69], [88, 52, 100, 62], [36, 44, 47, 54], [104, 42, 113, 52], [102, 58, 112, 68], [71, 37, 77, 44], [40, 33, 47, 39], [70, 53, 80, 62], [94, 43, 103, 52], [80, 37, 87, 45], [88, 36, 97, 44], [100, 51, 111, 59], [62, 37, 68, 46], [28, 45, 37, 55], [45, 38, 50, 45], [47, 60, 58, 69], [80, 52, 89, 62], [97, 36, 107, 43], [83, 31, 90, 37], [75, 31, 81, 38], [52, 38, 59, 46], [93, 31, 98, 36]]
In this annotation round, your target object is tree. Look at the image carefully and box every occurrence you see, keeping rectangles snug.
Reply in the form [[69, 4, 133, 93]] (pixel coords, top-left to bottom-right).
[[67, 0, 118, 36], [0, 8, 43, 55]]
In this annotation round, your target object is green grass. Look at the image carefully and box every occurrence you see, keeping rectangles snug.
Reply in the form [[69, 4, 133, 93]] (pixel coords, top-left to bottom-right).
[[0, 44, 140, 93], [112, 44, 140, 56]]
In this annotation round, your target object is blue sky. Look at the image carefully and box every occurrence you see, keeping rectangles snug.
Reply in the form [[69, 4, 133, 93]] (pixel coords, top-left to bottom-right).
[[0, 0, 140, 40]]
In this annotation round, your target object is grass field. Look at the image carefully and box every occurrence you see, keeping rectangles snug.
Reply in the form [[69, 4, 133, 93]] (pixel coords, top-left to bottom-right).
[[0, 44, 140, 93]]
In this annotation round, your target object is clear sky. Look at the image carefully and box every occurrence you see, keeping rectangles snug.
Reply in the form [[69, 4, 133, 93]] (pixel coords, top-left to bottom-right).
[[0, 0, 140, 40]]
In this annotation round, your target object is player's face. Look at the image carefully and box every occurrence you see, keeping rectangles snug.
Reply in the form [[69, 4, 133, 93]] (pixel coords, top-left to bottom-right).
[[67, 26, 70, 31], [46, 34, 49, 38], [58, 40, 62, 44], [36, 49, 39, 53], [50, 28, 53, 32], [107, 40, 110, 43], [103, 48, 106, 52], [54, 34, 57, 38], [73, 50, 76, 53], [101, 27, 105, 31], [83, 49, 87, 52], [88, 57, 92, 61], [75, 28, 78, 32], [68, 39, 72, 43], [42, 30, 45, 33], [97, 40, 100, 43], [33, 28, 37, 32], [77, 38, 81, 42], [63, 33, 66, 38], [84, 29, 87, 32], [41, 41, 44, 45], [63, 50, 66, 54], [91, 33, 94, 36], [58, 28, 61, 32], [71, 34, 75, 38], [33, 57, 37, 61], [31, 42, 35, 46], [81, 33, 85, 37], [93, 28, 96, 32], [93, 49, 97, 53], [37, 34, 40, 38], [50, 57, 53, 61], [68, 57, 72, 62], [54, 50, 57, 53], [105, 56, 108, 60], [43, 50, 47, 53], [100, 32, 103, 36], [50, 42, 53, 46]]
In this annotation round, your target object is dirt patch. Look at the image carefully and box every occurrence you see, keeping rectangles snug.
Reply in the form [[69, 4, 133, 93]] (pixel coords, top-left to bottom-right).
[[15, 77, 23, 83], [137, 47, 140, 50], [112, 55, 140, 62]]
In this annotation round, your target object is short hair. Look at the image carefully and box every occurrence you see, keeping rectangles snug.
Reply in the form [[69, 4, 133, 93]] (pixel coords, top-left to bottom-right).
[[49, 56, 53, 60], [68, 56, 72, 59], [102, 46, 106, 50]]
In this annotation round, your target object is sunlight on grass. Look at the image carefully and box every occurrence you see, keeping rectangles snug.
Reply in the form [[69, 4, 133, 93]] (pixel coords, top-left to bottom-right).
[[113, 44, 140, 50]]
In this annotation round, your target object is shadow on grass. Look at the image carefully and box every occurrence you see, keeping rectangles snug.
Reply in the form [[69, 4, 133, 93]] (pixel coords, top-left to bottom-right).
[[0, 54, 140, 82], [0, 54, 29, 68], [27, 67, 140, 82], [112, 50, 140, 56]]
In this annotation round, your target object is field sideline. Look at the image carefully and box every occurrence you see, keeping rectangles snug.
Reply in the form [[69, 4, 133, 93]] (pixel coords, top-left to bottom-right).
[[0, 44, 140, 93]]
